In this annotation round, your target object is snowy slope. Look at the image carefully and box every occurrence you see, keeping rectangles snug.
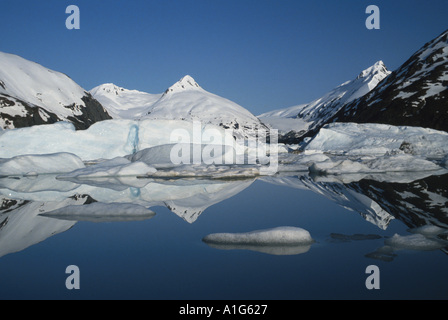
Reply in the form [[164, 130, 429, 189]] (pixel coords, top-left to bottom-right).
[[331, 29, 448, 132], [0, 51, 111, 130], [259, 61, 390, 139], [92, 75, 269, 139], [90, 83, 162, 119]]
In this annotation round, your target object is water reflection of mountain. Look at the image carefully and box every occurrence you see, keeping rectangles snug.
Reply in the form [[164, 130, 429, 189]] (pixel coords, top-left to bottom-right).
[[262, 171, 448, 231], [262, 171, 448, 259], [1, 170, 447, 258]]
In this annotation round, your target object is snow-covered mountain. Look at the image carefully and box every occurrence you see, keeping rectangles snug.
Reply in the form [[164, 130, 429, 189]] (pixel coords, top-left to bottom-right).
[[91, 75, 269, 139], [259, 61, 391, 141], [331, 28, 448, 132], [0, 51, 111, 130], [90, 83, 162, 119]]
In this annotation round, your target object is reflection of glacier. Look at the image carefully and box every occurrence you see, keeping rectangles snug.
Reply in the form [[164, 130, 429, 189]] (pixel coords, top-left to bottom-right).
[[0, 174, 255, 223], [73, 176, 255, 223], [1, 170, 447, 258], [0, 175, 255, 257]]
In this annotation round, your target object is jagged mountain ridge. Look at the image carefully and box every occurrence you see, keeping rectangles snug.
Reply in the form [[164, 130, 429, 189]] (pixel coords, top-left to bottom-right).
[[330, 29, 448, 132], [0, 52, 111, 130], [259, 61, 391, 142]]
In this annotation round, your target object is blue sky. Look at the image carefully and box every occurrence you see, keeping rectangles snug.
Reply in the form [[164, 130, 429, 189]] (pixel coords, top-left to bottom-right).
[[1, 0, 447, 115]]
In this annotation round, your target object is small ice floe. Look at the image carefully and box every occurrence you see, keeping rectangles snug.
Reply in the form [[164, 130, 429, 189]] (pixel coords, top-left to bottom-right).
[[202, 226, 314, 255], [39, 202, 156, 223], [366, 226, 448, 262], [384, 233, 446, 251]]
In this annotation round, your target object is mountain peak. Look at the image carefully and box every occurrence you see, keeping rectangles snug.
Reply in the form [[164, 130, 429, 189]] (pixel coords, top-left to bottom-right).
[[91, 83, 126, 96], [357, 60, 389, 80], [164, 75, 202, 94], [329, 28, 448, 132]]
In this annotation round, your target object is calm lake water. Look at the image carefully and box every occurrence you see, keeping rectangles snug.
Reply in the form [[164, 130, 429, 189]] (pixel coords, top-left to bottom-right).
[[0, 171, 447, 300]]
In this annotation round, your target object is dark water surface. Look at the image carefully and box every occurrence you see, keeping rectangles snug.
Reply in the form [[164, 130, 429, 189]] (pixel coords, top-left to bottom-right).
[[0, 171, 447, 300]]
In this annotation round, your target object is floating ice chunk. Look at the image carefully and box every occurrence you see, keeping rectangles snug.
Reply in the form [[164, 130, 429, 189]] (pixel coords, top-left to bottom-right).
[[408, 225, 447, 237], [0, 121, 136, 160], [384, 233, 445, 251], [0, 152, 85, 176], [0, 119, 238, 161], [40, 202, 156, 222], [127, 143, 241, 169], [309, 158, 365, 174], [125, 143, 266, 178], [309, 154, 442, 175], [306, 123, 448, 157], [203, 227, 314, 255], [148, 164, 260, 179], [203, 227, 314, 246]]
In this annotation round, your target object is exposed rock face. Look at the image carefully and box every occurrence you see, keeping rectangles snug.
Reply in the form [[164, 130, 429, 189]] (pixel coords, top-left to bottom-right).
[[0, 51, 111, 130], [331, 29, 448, 132]]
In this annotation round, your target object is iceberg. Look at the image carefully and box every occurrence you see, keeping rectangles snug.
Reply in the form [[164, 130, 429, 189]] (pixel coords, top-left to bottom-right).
[[203, 226, 314, 245], [305, 122, 448, 157], [301, 122, 448, 175], [0, 121, 135, 160], [0, 119, 237, 161], [0, 152, 85, 176], [308, 154, 442, 175], [384, 233, 446, 251], [126, 143, 241, 169]]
